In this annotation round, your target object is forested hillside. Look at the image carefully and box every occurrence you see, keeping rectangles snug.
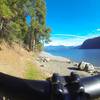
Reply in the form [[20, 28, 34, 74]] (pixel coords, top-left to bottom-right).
[[0, 0, 51, 51]]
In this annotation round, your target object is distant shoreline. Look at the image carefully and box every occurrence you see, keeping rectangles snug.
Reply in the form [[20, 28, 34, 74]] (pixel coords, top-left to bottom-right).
[[40, 51, 100, 68], [44, 47, 100, 67], [37, 51, 100, 77], [39, 51, 71, 62]]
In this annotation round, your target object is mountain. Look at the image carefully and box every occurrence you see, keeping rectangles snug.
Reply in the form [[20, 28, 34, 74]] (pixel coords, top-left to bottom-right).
[[44, 45, 80, 52], [80, 36, 100, 49]]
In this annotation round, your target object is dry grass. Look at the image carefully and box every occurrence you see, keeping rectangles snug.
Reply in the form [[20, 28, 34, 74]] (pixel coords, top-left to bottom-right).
[[0, 42, 46, 79]]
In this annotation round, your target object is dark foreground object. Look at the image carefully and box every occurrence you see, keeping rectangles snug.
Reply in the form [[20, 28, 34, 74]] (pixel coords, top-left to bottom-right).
[[0, 72, 50, 100], [0, 72, 100, 100]]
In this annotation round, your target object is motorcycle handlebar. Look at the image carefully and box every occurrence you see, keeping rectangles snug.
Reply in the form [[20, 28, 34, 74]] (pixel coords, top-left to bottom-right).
[[0, 72, 100, 100]]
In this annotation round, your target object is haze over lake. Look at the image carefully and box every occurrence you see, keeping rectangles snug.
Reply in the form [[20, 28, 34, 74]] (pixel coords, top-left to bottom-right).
[[44, 46, 100, 67]]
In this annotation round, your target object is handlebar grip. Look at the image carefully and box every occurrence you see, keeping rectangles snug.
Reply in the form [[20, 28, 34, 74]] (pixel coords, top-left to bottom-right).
[[80, 74, 100, 98]]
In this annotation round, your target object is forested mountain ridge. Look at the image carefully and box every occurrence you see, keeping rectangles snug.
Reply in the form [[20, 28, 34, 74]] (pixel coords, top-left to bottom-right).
[[0, 0, 51, 51], [80, 36, 100, 49]]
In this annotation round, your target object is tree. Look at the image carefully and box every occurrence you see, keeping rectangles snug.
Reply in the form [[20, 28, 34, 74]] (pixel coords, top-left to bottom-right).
[[33, 0, 51, 51], [0, 0, 51, 51]]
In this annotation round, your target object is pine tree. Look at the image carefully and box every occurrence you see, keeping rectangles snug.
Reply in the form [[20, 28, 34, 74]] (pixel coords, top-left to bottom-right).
[[0, 0, 51, 51]]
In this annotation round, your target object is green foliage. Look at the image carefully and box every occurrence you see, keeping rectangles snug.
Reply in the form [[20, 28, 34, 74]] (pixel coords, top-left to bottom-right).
[[35, 42, 43, 51], [0, 0, 51, 51], [0, 0, 14, 19]]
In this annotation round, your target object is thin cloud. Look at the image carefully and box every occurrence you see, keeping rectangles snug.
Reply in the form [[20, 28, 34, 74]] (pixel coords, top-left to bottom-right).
[[96, 28, 100, 31], [45, 38, 84, 46], [45, 32, 100, 46], [53, 32, 100, 39], [53, 34, 85, 39]]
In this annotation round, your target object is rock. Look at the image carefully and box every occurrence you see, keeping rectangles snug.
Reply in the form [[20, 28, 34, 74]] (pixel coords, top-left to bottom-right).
[[42, 58, 47, 62], [78, 61, 87, 70], [42, 57, 49, 62], [37, 57, 43, 62], [37, 56, 48, 62], [40, 65, 44, 67], [45, 57, 50, 62], [66, 60, 71, 63], [74, 63, 78, 66], [38, 56, 51, 62], [84, 63, 95, 73], [78, 61, 95, 73], [36, 58, 40, 61]]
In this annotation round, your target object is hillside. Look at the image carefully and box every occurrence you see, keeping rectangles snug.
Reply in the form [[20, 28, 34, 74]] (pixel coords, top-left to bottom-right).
[[0, 42, 46, 79], [80, 36, 100, 49]]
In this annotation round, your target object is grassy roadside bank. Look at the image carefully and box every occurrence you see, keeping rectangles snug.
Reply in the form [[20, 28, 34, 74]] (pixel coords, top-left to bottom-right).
[[0, 43, 47, 80], [24, 61, 47, 80]]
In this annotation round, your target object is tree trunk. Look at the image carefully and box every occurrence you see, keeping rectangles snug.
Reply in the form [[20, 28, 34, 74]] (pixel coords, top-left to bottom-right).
[[29, 32, 33, 51]]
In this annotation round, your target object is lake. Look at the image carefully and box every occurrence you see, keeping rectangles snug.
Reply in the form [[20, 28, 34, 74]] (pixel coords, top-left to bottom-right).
[[44, 48, 100, 67]]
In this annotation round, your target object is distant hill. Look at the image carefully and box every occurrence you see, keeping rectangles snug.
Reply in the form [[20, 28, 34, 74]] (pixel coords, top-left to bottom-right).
[[44, 45, 80, 52], [80, 36, 100, 49]]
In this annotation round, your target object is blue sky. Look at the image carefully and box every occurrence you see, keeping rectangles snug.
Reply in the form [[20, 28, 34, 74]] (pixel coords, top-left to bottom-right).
[[45, 0, 100, 46]]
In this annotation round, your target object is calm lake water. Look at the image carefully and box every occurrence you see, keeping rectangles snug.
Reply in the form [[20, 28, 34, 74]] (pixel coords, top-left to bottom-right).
[[45, 48, 100, 67]]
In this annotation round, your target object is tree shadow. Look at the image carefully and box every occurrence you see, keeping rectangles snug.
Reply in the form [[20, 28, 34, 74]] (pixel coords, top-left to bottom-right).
[[68, 67, 79, 71]]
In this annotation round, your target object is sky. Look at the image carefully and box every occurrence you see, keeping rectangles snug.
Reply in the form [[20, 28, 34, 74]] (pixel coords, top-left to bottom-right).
[[45, 0, 100, 46]]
